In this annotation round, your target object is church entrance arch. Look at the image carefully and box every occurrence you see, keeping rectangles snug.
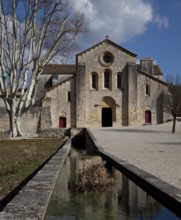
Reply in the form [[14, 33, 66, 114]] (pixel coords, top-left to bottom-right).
[[99, 96, 116, 127]]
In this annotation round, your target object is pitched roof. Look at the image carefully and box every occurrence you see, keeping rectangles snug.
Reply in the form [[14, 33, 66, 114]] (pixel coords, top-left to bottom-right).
[[42, 64, 76, 75], [136, 68, 167, 86], [77, 38, 137, 57], [45, 75, 75, 91], [136, 64, 163, 76]]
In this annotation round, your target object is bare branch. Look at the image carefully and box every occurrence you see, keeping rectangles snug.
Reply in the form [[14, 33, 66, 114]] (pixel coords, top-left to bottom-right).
[[164, 75, 181, 132], [0, 0, 89, 137]]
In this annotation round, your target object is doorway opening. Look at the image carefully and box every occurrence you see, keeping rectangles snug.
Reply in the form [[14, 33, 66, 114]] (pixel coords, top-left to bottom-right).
[[145, 111, 151, 124], [59, 117, 66, 128], [102, 108, 112, 127]]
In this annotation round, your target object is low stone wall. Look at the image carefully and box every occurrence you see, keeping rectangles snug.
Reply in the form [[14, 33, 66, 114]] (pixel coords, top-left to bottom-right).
[[39, 107, 52, 130], [0, 106, 52, 136], [0, 108, 9, 131], [20, 107, 40, 136], [38, 128, 70, 138], [0, 128, 69, 139], [0, 131, 10, 139]]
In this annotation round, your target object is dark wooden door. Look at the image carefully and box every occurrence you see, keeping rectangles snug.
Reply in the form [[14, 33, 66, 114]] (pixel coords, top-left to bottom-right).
[[145, 111, 151, 123], [59, 117, 66, 128], [102, 108, 112, 127]]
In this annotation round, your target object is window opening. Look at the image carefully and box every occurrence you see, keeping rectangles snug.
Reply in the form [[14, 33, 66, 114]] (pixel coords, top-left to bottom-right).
[[117, 73, 122, 89], [146, 84, 150, 95], [91, 73, 98, 90], [68, 91, 71, 102], [104, 71, 110, 89]]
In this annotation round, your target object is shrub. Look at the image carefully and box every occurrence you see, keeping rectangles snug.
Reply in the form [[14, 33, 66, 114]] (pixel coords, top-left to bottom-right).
[[76, 160, 114, 191]]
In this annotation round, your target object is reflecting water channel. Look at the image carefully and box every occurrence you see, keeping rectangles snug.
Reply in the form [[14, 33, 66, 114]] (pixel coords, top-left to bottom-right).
[[44, 148, 180, 220]]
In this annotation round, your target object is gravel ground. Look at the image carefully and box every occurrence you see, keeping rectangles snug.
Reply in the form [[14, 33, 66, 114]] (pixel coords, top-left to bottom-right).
[[90, 120, 181, 189]]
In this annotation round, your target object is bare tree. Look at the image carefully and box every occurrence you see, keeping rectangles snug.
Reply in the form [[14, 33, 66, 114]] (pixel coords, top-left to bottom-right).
[[0, 0, 88, 137], [164, 76, 181, 133]]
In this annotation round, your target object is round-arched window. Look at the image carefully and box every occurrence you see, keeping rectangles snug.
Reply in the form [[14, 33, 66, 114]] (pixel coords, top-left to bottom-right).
[[99, 51, 114, 67], [103, 54, 111, 63]]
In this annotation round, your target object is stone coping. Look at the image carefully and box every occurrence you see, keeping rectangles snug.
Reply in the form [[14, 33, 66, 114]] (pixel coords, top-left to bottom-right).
[[85, 128, 181, 218], [0, 138, 71, 220]]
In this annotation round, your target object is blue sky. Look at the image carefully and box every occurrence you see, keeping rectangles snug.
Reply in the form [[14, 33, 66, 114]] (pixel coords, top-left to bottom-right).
[[124, 0, 181, 80], [72, 0, 181, 81]]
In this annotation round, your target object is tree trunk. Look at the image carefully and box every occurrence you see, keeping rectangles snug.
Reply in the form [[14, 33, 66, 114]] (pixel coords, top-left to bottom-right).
[[172, 114, 176, 133], [8, 102, 22, 138]]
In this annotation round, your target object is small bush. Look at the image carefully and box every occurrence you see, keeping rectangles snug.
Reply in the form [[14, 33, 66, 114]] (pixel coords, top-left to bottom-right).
[[76, 160, 114, 192]]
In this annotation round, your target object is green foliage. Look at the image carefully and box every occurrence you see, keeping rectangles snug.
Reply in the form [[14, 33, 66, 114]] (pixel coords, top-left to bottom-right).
[[0, 138, 62, 200]]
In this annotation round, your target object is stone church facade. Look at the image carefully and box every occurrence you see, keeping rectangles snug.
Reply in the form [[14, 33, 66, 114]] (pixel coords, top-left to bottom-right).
[[0, 38, 170, 134], [40, 38, 169, 129]]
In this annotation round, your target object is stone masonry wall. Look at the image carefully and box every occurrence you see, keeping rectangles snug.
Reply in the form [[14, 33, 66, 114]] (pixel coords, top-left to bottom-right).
[[19, 107, 40, 136], [0, 107, 9, 131], [49, 79, 72, 128], [136, 72, 169, 124], [0, 105, 42, 136], [76, 64, 86, 127], [121, 65, 129, 126], [40, 106, 52, 130], [127, 63, 138, 125], [77, 41, 136, 127]]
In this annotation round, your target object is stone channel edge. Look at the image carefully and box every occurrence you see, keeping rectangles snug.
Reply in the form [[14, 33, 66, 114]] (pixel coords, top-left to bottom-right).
[[85, 128, 181, 218], [0, 138, 71, 220]]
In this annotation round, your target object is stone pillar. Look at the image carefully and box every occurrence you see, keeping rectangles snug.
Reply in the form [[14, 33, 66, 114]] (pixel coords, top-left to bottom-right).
[[127, 62, 138, 125], [76, 63, 86, 127], [70, 77, 76, 127], [122, 65, 129, 126]]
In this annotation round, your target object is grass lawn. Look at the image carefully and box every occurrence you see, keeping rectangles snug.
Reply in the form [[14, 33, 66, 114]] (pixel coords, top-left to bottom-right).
[[0, 138, 63, 200]]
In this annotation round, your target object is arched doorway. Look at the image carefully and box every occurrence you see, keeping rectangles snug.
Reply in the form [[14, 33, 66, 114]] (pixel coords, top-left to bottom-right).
[[59, 117, 66, 128], [100, 96, 116, 127], [145, 111, 151, 124], [102, 108, 112, 127]]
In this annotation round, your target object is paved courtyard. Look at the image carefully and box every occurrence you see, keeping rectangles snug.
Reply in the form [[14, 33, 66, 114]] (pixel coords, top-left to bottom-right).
[[90, 120, 181, 189]]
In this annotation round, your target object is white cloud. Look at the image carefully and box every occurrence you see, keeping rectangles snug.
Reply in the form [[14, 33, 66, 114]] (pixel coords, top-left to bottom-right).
[[153, 14, 169, 28], [70, 0, 169, 49]]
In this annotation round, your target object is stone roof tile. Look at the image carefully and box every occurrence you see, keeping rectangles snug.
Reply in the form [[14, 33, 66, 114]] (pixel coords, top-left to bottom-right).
[[136, 64, 163, 76], [43, 64, 76, 75], [77, 39, 137, 57]]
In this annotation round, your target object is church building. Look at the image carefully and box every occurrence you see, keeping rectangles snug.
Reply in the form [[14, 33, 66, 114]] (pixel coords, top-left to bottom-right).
[[39, 38, 169, 129]]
